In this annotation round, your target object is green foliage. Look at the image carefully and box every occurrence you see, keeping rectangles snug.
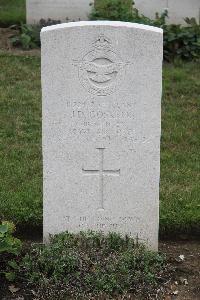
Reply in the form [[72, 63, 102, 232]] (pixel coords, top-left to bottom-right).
[[10, 18, 62, 50], [90, 0, 164, 24], [21, 231, 167, 299], [0, 221, 22, 255], [0, 53, 42, 227], [90, 0, 134, 22], [11, 24, 41, 50], [0, 0, 26, 27], [90, 0, 166, 26], [0, 221, 22, 282], [160, 61, 200, 236], [163, 18, 200, 61]]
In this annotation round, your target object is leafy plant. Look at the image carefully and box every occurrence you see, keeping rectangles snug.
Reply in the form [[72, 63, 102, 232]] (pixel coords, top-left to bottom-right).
[[10, 18, 62, 50], [90, 0, 135, 22], [20, 231, 169, 299], [10, 23, 41, 50], [0, 221, 22, 254], [163, 20, 200, 61], [0, 221, 22, 281], [90, 0, 167, 25]]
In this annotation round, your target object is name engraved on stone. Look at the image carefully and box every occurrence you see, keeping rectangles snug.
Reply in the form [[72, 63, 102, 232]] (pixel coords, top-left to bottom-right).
[[74, 34, 128, 96], [71, 110, 134, 119], [82, 148, 120, 210]]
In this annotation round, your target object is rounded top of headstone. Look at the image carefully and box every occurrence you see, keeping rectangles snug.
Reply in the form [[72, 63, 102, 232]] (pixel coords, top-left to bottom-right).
[[41, 20, 163, 34]]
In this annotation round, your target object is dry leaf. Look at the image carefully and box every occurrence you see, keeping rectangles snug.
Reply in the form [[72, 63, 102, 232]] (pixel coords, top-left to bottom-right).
[[9, 285, 20, 294], [172, 290, 179, 295], [179, 255, 185, 261], [164, 295, 172, 300]]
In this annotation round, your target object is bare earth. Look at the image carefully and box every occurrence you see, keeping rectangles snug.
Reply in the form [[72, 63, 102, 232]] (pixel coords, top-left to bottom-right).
[[160, 240, 200, 300]]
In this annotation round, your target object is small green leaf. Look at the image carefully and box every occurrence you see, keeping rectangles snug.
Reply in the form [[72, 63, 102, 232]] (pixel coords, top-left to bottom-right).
[[8, 260, 19, 270], [5, 272, 16, 282], [0, 224, 8, 234]]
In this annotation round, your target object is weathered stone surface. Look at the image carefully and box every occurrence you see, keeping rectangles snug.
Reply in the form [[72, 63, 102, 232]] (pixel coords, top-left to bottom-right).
[[134, 0, 200, 25], [41, 21, 163, 250], [26, 0, 91, 24]]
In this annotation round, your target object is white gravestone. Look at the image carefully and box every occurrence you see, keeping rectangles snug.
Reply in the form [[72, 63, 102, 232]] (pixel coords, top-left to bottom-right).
[[134, 0, 200, 25], [41, 21, 163, 250], [26, 0, 91, 24]]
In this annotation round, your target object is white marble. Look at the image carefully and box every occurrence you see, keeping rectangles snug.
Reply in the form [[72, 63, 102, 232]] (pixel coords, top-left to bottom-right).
[[134, 0, 200, 25], [167, 0, 200, 25], [41, 21, 163, 250], [26, 0, 91, 24]]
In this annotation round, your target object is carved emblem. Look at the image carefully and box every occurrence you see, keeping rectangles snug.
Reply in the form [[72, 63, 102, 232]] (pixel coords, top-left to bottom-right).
[[74, 34, 128, 96]]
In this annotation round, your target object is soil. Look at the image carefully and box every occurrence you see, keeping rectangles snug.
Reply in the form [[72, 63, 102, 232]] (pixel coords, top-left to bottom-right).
[[160, 240, 200, 300]]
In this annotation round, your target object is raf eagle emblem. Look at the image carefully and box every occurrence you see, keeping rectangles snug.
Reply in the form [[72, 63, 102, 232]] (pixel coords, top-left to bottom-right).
[[74, 34, 128, 96]]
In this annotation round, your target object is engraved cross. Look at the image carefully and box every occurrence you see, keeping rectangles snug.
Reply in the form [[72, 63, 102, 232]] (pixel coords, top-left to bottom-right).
[[82, 148, 120, 210]]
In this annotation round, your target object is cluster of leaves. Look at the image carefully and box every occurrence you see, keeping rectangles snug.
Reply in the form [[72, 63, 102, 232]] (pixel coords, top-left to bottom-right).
[[0, 221, 22, 281], [10, 18, 62, 50], [90, 0, 165, 26], [90, 0, 135, 22], [163, 18, 200, 61], [20, 231, 168, 299], [11, 23, 41, 50], [90, 0, 200, 61]]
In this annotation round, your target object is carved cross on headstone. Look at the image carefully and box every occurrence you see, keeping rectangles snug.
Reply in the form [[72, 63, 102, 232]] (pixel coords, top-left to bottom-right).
[[82, 148, 120, 210]]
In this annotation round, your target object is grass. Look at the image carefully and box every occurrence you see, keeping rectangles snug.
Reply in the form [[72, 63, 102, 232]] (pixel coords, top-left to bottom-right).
[[0, 52, 42, 227], [0, 52, 199, 235], [0, 0, 26, 27], [160, 61, 200, 235]]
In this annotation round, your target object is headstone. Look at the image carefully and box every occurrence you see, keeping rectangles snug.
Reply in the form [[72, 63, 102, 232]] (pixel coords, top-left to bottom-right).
[[168, 0, 200, 25], [26, 0, 91, 24], [134, 0, 200, 25], [134, 0, 167, 20], [41, 21, 163, 250]]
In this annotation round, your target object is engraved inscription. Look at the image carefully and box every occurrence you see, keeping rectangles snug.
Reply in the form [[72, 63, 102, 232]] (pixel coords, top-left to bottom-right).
[[74, 34, 128, 96], [64, 215, 144, 240], [66, 97, 136, 143], [82, 148, 120, 210]]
